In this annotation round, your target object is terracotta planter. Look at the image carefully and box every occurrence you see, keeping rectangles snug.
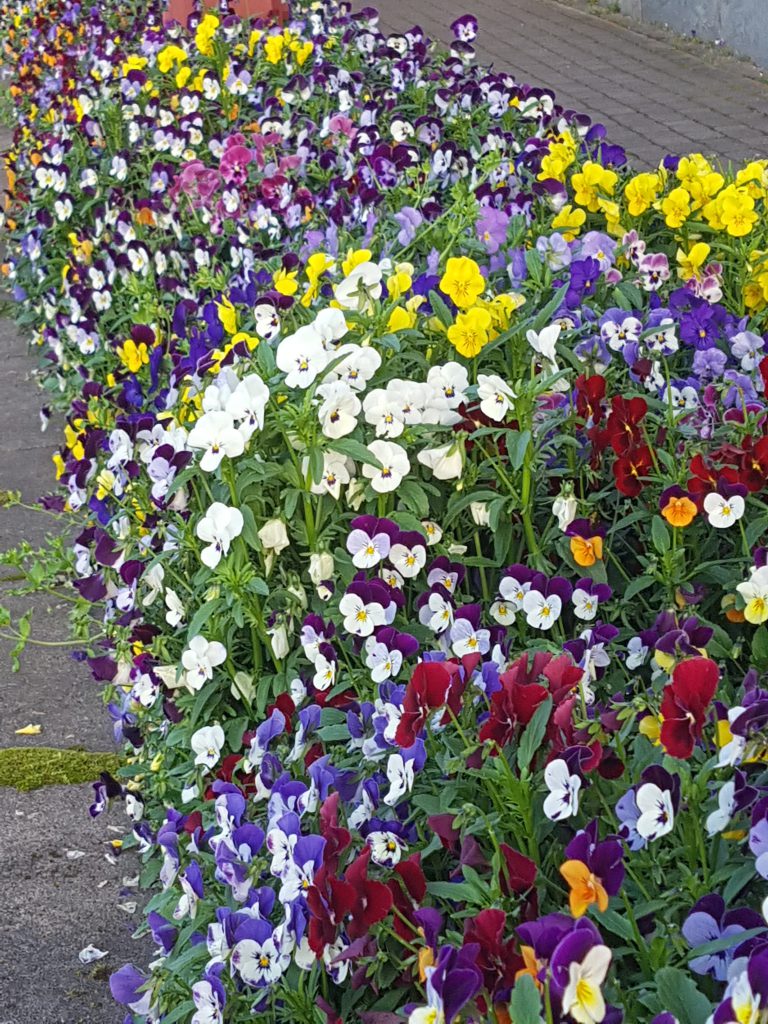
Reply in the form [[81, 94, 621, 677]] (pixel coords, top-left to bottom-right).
[[162, 0, 217, 28], [231, 0, 289, 21], [163, 0, 288, 26]]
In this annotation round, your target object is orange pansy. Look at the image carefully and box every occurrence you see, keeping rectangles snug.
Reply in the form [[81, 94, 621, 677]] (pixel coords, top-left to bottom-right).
[[662, 496, 697, 527], [559, 859, 609, 917]]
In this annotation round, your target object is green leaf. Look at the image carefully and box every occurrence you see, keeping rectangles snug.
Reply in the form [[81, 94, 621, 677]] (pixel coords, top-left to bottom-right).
[[752, 625, 768, 665], [328, 437, 382, 468], [428, 289, 453, 328], [425, 880, 476, 901], [186, 599, 221, 640], [160, 1003, 196, 1024], [240, 504, 260, 549], [723, 862, 756, 903], [595, 907, 634, 942], [398, 480, 430, 518], [651, 515, 670, 554], [507, 974, 543, 1024], [507, 429, 531, 471], [308, 447, 324, 486], [623, 575, 655, 601], [517, 696, 553, 772], [655, 966, 713, 1024]]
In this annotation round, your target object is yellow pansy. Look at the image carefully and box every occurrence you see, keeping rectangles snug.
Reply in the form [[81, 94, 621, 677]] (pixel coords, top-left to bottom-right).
[[156, 44, 187, 74], [676, 242, 710, 280], [217, 297, 237, 334], [264, 33, 285, 64], [342, 248, 372, 276], [387, 306, 417, 332], [538, 141, 575, 183], [447, 306, 492, 358], [639, 714, 661, 744], [736, 160, 768, 199], [551, 203, 586, 241], [195, 13, 219, 56], [295, 40, 314, 65], [176, 65, 192, 89], [720, 187, 758, 237], [64, 423, 84, 460], [121, 55, 147, 75], [118, 339, 150, 373], [273, 267, 299, 296], [386, 268, 413, 299], [571, 161, 617, 212], [660, 186, 691, 229], [439, 257, 485, 308], [96, 469, 116, 500], [52, 451, 66, 480], [624, 172, 659, 216]]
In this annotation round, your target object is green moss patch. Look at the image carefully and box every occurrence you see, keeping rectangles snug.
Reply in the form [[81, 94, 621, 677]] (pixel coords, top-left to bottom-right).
[[0, 746, 120, 791]]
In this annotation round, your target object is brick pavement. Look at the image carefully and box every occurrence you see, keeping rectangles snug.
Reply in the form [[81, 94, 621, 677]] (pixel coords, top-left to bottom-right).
[[373, 0, 768, 168]]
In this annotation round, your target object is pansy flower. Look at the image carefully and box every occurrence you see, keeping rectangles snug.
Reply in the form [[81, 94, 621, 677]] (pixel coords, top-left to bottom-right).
[[560, 820, 624, 917], [566, 518, 605, 567]]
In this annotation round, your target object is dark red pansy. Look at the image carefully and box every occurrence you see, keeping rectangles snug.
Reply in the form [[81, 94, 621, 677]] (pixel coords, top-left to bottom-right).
[[659, 656, 719, 759]]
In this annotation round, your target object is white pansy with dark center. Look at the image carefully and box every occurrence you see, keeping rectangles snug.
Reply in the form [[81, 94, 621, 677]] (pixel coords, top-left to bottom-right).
[[188, 410, 245, 471], [276, 324, 328, 389], [635, 781, 675, 841], [362, 439, 410, 493], [191, 724, 225, 769], [196, 502, 244, 569], [477, 373, 516, 420], [316, 380, 361, 439], [543, 759, 581, 820], [182, 636, 227, 692]]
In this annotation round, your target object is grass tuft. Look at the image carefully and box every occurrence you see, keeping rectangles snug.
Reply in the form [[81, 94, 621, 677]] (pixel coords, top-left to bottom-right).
[[0, 746, 120, 791]]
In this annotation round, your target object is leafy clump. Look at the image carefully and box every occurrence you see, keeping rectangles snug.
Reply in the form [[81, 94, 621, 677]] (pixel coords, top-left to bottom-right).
[[0, 747, 120, 791]]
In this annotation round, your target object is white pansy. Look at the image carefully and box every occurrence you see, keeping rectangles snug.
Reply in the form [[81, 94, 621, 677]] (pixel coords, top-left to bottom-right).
[[417, 442, 463, 480], [308, 551, 334, 586], [572, 587, 599, 621], [338, 592, 387, 637], [329, 343, 381, 390], [314, 307, 349, 346], [363, 388, 405, 438], [383, 753, 414, 806], [522, 590, 562, 630], [142, 563, 165, 607], [182, 636, 227, 692], [477, 373, 516, 421], [450, 617, 490, 658], [334, 261, 383, 311], [706, 780, 736, 836], [191, 724, 225, 768], [276, 325, 328, 389], [389, 541, 426, 579], [258, 519, 289, 566], [347, 526, 391, 569], [362, 440, 410, 493], [196, 502, 244, 569], [635, 782, 675, 841], [188, 410, 245, 471], [553, 490, 578, 531], [309, 453, 351, 500], [703, 492, 745, 529], [226, 374, 269, 439], [316, 381, 361, 439], [543, 759, 581, 820], [165, 588, 185, 627]]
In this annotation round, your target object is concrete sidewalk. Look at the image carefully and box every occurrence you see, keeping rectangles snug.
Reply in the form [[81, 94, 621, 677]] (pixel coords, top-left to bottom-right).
[[0, 125, 149, 1022], [376, 0, 768, 167]]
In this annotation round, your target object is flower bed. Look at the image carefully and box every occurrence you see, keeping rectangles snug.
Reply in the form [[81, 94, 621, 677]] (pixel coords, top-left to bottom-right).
[[3, 1, 768, 1022]]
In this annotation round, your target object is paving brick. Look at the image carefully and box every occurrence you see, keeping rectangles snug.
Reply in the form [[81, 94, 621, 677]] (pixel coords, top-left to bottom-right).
[[371, 0, 768, 167]]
